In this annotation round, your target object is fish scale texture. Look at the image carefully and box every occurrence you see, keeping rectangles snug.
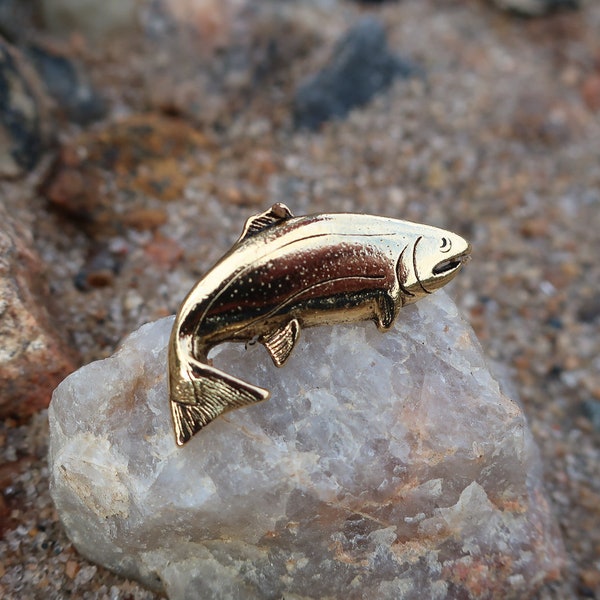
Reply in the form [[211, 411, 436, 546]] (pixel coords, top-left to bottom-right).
[[48, 291, 563, 600]]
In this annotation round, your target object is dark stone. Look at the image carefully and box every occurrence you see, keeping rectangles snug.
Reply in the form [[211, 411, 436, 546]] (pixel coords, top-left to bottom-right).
[[577, 296, 600, 323], [0, 37, 45, 177], [581, 400, 600, 433], [545, 316, 563, 329], [293, 17, 420, 131], [492, 0, 580, 17], [27, 44, 106, 125], [74, 244, 124, 291]]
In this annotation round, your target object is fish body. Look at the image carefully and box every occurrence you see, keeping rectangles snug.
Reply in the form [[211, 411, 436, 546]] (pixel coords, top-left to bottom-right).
[[169, 204, 471, 445]]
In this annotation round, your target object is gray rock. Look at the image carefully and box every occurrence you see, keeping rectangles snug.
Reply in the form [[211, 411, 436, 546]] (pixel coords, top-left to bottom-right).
[[294, 17, 420, 131], [49, 291, 563, 599]]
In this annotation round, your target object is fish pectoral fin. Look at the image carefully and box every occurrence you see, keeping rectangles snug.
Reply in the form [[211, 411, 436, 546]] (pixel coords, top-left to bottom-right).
[[236, 203, 294, 242], [170, 360, 270, 446], [375, 293, 397, 332], [260, 318, 300, 367]]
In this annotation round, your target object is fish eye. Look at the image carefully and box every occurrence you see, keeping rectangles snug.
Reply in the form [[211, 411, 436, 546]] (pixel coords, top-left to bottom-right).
[[440, 237, 452, 253]]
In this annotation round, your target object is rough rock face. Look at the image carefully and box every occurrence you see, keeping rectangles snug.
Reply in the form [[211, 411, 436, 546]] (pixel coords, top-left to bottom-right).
[[48, 292, 563, 599], [0, 208, 76, 419]]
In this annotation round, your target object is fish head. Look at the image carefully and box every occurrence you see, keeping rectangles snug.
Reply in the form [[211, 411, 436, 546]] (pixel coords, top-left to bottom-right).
[[398, 228, 471, 304]]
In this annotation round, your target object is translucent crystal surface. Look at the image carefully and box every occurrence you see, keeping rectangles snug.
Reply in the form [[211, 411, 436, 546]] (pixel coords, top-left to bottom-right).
[[48, 291, 563, 599]]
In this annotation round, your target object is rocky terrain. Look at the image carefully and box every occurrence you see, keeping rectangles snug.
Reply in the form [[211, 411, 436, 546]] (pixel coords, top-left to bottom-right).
[[0, 0, 599, 598]]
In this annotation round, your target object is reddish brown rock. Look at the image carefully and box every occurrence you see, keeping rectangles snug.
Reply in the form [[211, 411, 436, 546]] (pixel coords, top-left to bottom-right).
[[143, 234, 184, 270], [42, 114, 213, 237], [0, 209, 76, 419]]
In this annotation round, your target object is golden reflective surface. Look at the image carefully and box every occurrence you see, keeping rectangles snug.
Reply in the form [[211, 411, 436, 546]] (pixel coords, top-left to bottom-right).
[[169, 203, 471, 445]]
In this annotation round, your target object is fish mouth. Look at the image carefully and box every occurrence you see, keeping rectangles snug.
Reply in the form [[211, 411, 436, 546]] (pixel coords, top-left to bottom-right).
[[432, 249, 471, 276]]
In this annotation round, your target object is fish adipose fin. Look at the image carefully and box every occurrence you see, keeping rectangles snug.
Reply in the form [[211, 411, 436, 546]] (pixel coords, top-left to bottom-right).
[[170, 359, 269, 446], [260, 318, 300, 367], [237, 203, 294, 242]]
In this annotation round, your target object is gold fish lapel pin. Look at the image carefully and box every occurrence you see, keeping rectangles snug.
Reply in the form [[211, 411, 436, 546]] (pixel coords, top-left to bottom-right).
[[169, 203, 471, 445]]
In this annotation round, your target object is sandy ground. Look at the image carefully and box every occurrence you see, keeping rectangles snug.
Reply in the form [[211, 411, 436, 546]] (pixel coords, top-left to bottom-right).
[[0, 0, 599, 598]]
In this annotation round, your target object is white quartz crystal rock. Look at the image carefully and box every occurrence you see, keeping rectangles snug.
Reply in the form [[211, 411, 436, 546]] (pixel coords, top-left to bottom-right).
[[48, 291, 563, 600]]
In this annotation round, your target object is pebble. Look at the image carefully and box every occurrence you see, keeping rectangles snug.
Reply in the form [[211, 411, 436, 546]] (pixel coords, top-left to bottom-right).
[[74, 244, 124, 291], [65, 560, 79, 579], [581, 400, 600, 434], [577, 296, 600, 323], [294, 16, 420, 130], [143, 235, 184, 270]]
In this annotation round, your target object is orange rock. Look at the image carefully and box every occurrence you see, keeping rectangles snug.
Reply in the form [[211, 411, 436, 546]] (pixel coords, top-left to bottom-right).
[[122, 208, 168, 231], [64, 560, 80, 580], [519, 217, 550, 238], [42, 114, 213, 237]]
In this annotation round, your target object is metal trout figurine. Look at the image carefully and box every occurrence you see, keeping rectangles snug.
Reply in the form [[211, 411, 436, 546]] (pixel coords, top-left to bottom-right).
[[169, 203, 471, 445]]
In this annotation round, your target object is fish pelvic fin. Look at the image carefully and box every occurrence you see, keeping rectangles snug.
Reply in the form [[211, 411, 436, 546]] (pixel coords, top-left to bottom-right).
[[260, 318, 300, 367], [169, 357, 270, 446], [374, 292, 397, 331]]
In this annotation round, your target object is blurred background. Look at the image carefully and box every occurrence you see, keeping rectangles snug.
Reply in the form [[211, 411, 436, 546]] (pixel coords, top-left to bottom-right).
[[0, 0, 598, 598]]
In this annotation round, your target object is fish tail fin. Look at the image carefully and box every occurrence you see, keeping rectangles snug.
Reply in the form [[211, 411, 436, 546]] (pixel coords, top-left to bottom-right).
[[169, 351, 270, 446]]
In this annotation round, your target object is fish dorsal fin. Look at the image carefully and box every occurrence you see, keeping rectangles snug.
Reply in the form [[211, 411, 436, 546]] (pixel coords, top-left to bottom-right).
[[237, 203, 294, 243], [260, 318, 300, 367]]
